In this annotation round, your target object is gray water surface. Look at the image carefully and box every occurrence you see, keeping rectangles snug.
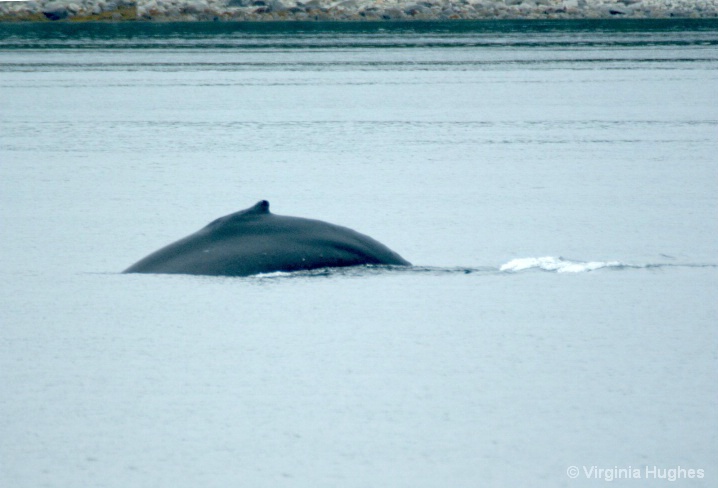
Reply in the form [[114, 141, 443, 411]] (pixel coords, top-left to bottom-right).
[[1, 21, 717, 487]]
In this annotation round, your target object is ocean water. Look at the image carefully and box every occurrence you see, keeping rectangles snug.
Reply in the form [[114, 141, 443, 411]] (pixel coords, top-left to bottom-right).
[[1, 20, 717, 487]]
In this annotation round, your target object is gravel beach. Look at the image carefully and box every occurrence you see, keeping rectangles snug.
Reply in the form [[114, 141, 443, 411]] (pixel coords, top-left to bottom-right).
[[1, 0, 717, 22]]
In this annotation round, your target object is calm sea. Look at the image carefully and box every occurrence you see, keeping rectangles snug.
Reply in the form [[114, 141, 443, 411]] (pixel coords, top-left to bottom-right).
[[1, 19, 717, 488]]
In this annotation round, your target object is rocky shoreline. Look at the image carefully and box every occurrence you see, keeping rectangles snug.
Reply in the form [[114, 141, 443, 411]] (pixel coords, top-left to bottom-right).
[[1, 0, 717, 22]]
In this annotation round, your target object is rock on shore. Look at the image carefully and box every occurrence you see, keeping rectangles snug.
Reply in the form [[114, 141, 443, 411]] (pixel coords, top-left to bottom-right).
[[1, 0, 717, 21]]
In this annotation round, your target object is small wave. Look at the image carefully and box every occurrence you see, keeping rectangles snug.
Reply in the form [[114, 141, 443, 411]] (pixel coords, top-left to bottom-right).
[[253, 270, 295, 278], [253, 265, 410, 280], [499, 256, 625, 273], [498, 256, 718, 274]]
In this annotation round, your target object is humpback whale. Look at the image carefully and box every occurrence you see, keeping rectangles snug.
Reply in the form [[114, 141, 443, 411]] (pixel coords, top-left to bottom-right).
[[124, 200, 410, 277]]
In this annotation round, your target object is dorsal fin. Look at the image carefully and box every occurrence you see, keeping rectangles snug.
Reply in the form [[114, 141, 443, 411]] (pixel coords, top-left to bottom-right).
[[231, 200, 271, 217], [235, 200, 270, 219], [250, 200, 270, 214], [207, 200, 271, 229]]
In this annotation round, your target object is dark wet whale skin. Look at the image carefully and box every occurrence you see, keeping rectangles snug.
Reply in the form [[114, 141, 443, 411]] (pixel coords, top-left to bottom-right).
[[123, 200, 410, 277]]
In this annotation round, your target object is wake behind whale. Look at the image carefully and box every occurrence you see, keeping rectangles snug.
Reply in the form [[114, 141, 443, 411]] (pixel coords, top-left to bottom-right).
[[243, 259, 717, 280]]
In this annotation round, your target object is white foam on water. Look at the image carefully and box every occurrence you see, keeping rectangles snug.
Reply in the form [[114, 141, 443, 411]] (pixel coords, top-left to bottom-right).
[[253, 270, 295, 278], [499, 256, 625, 273]]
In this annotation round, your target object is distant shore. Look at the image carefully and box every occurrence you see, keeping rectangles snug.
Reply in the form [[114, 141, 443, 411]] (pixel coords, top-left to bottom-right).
[[1, 0, 717, 22]]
